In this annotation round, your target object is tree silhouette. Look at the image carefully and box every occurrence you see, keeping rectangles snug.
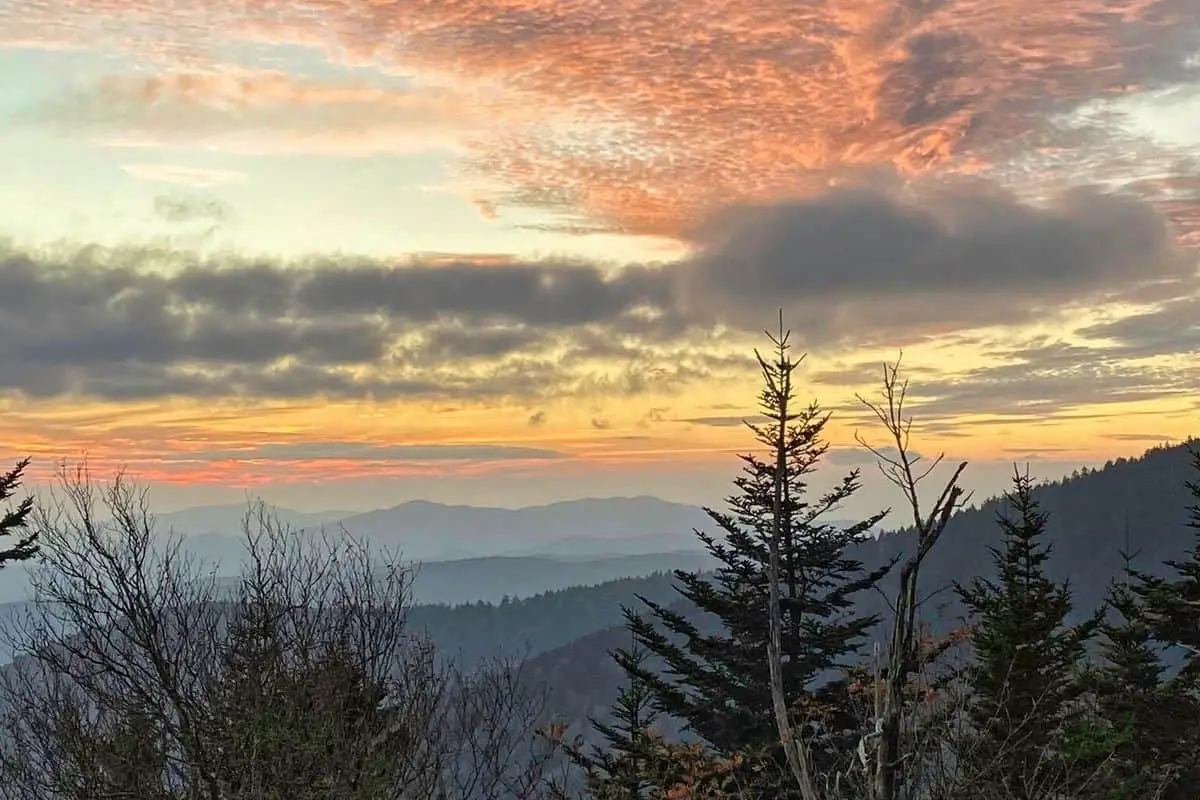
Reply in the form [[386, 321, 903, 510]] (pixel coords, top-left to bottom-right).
[[0, 457, 38, 568]]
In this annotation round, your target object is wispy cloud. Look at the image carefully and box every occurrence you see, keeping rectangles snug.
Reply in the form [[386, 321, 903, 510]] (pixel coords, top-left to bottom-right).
[[7, 0, 1198, 236], [36, 68, 537, 157], [178, 442, 567, 463], [121, 163, 247, 187]]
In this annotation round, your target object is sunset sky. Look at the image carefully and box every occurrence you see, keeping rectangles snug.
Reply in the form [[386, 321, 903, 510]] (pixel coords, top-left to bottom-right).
[[0, 0, 1197, 515]]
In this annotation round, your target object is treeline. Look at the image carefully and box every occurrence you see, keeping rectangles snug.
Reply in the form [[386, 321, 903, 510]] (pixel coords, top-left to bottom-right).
[[1, 323, 1199, 799], [410, 574, 685, 667]]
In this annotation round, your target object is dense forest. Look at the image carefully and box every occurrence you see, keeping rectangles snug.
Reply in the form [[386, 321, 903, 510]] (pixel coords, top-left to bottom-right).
[[2, 329, 1200, 799]]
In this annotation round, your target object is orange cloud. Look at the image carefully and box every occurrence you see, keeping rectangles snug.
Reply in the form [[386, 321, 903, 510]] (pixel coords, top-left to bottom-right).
[[7, 0, 1197, 236]]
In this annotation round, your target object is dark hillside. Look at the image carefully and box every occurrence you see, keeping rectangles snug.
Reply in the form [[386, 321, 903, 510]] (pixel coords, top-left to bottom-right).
[[408, 572, 686, 665], [531, 441, 1200, 726], [857, 440, 1197, 625]]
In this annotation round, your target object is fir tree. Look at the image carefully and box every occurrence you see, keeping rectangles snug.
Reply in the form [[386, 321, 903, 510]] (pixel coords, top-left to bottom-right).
[[1084, 562, 1197, 800], [616, 326, 889, 795], [1137, 444, 1200, 683], [0, 457, 38, 568], [208, 600, 397, 799], [556, 640, 664, 799], [953, 468, 1100, 800], [1111, 443, 1200, 797]]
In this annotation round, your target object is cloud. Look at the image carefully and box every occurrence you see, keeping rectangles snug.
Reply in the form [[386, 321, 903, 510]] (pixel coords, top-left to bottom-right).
[[121, 163, 247, 187], [809, 363, 891, 387], [407, 325, 545, 363], [437, 0, 1200, 235], [675, 179, 1196, 343], [1105, 433, 1179, 442], [0, 170, 1196, 401], [638, 407, 669, 427], [181, 442, 566, 462], [527, 410, 547, 427], [471, 195, 499, 221], [679, 415, 771, 428], [33, 68, 535, 157], [1075, 295, 1200, 359], [8, 1, 1199, 236], [902, 339, 1200, 418], [0, 242, 726, 401], [153, 194, 232, 224]]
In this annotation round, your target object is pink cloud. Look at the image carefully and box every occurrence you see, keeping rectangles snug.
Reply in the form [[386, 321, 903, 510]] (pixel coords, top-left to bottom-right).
[[6, 0, 1199, 236]]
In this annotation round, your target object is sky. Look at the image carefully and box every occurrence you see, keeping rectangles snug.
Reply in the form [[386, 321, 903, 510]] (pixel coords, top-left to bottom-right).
[[0, 0, 1197, 516]]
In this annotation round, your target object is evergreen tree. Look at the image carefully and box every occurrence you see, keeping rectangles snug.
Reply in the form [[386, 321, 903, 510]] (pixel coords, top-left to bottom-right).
[[207, 601, 398, 799], [0, 457, 37, 568], [953, 469, 1100, 799], [616, 328, 889, 795], [1084, 563, 1198, 800], [556, 640, 665, 799], [1110, 443, 1200, 797], [1137, 444, 1200, 683]]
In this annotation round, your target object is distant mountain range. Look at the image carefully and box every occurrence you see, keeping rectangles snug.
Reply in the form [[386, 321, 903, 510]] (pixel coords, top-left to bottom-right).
[[151, 495, 716, 563], [5, 442, 1200, 743], [154, 504, 358, 537], [0, 495, 726, 604]]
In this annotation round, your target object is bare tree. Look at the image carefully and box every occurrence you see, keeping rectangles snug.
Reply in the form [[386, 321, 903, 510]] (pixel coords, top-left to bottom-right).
[[0, 461, 560, 800], [854, 355, 969, 800]]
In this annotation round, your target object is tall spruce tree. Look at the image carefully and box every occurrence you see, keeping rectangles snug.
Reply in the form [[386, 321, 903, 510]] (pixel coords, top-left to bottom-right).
[[953, 468, 1100, 800], [616, 325, 889, 795]]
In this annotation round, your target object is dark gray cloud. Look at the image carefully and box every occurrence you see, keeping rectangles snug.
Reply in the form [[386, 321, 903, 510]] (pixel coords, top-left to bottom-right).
[[527, 410, 547, 427], [810, 363, 890, 387], [1075, 295, 1200, 358], [676, 179, 1195, 344], [400, 325, 547, 364], [1, 174, 1197, 402], [0, 243, 696, 400], [902, 339, 1200, 418], [290, 259, 673, 327], [179, 442, 566, 462]]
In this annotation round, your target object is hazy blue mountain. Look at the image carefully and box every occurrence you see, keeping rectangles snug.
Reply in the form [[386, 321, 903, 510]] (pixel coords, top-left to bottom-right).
[[322, 496, 715, 561], [157, 496, 716, 564], [0, 496, 718, 603], [7, 441, 1200, 736], [401, 551, 716, 605], [154, 504, 357, 536], [0, 568, 700, 666], [504, 533, 708, 558]]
